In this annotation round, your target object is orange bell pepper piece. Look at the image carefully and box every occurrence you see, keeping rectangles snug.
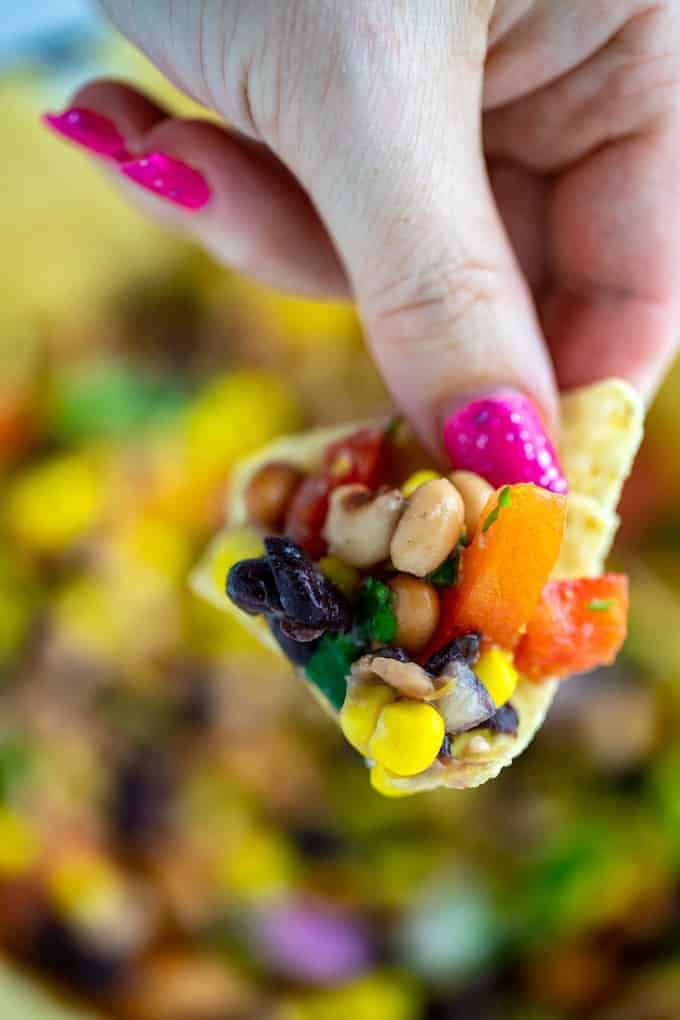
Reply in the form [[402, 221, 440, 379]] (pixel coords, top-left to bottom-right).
[[421, 484, 567, 659], [515, 574, 628, 680]]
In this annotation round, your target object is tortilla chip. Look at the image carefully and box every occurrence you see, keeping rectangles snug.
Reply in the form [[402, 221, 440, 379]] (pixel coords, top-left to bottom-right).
[[190, 379, 644, 794], [228, 423, 360, 528], [554, 494, 619, 580], [560, 378, 643, 512], [379, 676, 560, 792]]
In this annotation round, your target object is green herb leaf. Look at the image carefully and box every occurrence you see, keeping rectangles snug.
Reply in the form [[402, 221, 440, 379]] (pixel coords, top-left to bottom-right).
[[482, 508, 499, 532], [0, 733, 32, 804], [587, 598, 616, 612], [305, 632, 366, 710], [357, 577, 397, 643], [428, 551, 460, 588], [499, 486, 512, 508], [482, 485, 512, 533], [384, 415, 404, 440]]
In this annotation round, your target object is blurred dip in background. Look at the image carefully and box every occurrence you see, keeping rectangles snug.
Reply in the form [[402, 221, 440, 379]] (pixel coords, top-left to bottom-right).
[[1, 4, 680, 1019]]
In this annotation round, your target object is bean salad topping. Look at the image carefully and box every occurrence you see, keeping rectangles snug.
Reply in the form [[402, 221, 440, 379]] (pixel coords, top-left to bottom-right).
[[227, 425, 527, 778]]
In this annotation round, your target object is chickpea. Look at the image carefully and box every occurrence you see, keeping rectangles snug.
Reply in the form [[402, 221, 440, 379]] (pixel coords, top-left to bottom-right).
[[245, 461, 303, 529], [390, 478, 464, 577], [323, 484, 404, 568], [387, 575, 440, 653], [448, 471, 494, 534]]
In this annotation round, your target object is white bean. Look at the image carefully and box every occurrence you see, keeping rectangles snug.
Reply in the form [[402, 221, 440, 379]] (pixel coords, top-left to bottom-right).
[[449, 470, 494, 534], [323, 484, 405, 568], [390, 478, 464, 577]]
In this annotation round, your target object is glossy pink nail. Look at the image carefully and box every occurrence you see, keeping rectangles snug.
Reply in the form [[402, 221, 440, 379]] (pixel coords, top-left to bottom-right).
[[443, 391, 567, 494], [120, 153, 210, 210], [42, 108, 130, 161]]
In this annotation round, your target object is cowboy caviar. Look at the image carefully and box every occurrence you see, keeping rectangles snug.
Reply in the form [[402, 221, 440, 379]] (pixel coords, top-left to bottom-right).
[[227, 423, 629, 793]]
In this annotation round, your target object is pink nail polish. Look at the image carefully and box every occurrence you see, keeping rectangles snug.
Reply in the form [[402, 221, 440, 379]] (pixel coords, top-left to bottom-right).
[[120, 153, 210, 211], [42, 108, 130, 161], [443, 392, 567, 494]]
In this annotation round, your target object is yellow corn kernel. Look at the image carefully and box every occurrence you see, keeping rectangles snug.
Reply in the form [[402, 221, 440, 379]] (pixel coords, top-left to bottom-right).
[[401, 470, 441, 498], [369, 763, 416, 798], [0, 808, 38, 876], [340, 683, 395, 756], [369, 701, 444, 777], [475, 647, 518, 707], [319, 556, 361, 598], [328, 451, 354, 479]]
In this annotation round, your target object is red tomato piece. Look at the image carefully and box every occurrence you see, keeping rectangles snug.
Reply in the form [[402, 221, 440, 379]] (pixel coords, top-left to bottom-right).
[[285, 427, 394, 557], [283, 474, 332, 559], [514, 574, 629, 680], [322, 427, 392, 489]]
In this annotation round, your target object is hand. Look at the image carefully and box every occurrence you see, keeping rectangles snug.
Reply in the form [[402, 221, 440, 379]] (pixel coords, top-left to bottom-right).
[[47, 1, 679, 462]]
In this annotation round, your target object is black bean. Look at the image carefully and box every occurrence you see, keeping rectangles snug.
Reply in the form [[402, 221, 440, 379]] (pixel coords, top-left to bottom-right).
[[268, 616, 319, 666], [227, 558, 281, 615], [485, 702, 519, 736], [264, 536, 352, 632], [438, 734, 453, 761], [279, 618, 324, 642], [437, 659, 495, 734], [424, 632, 481, 675]]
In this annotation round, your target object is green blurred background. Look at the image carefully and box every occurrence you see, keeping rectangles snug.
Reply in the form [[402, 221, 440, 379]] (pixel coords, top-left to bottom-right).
[[1, 7, 680, 1019]]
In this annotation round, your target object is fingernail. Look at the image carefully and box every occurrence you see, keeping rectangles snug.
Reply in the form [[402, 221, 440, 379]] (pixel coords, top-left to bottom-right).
[[42, 108, 130, 161], [120, 153, 210, 210], [443, 391, 567, 493]]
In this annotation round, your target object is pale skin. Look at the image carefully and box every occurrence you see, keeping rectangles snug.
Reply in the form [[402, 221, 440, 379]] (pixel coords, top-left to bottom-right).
[[75, 1, 679, 454]]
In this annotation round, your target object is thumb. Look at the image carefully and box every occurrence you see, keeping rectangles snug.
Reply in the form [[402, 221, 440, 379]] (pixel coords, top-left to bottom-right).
[[359, 171, 565, 486], [295, 30, 561, 482]]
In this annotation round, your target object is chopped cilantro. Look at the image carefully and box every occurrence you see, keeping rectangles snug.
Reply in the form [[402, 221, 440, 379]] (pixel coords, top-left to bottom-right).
[[0, 733, 32, 803], [384, 415, 404, 440], [482, 506, 500, 533], [587, 598, 616, 612], [499, 485, 512, 508], [428, 551, 460, 587], [305, 632, 365, 710], [357, 577, 397, 643], [482, 485, 512, 533], [306, 576, 399, 709]]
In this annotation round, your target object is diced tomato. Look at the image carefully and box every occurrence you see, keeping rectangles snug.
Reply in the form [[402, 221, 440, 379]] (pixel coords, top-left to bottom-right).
[[421, 484, 567, 659], [418, 583, 463, 664], [285, 427, 394, 558], [283, 474, 332, 559], [322, 427, 392, 490], [515, 574, 629, 680]]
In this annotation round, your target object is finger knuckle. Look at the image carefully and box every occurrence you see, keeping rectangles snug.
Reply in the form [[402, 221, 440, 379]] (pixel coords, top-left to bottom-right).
[[367, 257, 506, 356], [603, 7, 680, 126]]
